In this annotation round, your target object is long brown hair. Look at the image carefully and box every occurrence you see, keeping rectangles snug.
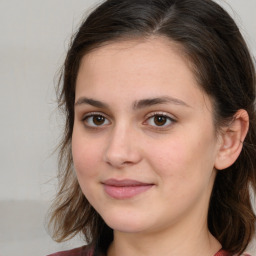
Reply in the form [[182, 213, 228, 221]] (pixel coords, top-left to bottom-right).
[[48, 0, 256, 254]]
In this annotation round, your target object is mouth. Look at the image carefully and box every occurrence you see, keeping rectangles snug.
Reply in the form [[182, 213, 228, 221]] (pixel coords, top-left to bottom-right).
[[102, 179, 154, 199]]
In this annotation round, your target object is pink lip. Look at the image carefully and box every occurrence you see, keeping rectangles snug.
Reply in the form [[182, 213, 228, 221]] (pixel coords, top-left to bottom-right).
[[102, 179, 154, 199]]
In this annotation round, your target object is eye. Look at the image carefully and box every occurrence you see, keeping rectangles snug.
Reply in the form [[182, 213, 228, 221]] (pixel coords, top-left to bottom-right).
[[145, 113, 175, 127], [82, 113, 110, 127]]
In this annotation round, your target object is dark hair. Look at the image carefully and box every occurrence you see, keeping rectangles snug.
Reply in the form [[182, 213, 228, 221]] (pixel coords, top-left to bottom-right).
[[48, 0, 256, 254]]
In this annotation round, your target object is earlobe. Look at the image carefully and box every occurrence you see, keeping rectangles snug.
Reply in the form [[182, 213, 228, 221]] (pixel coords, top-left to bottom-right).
[[214, 109, 249, 170]]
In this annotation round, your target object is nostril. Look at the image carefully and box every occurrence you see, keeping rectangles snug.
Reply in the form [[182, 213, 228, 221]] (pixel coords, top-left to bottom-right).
[[103, 149, 142, 168], [103, 130, 142, 167], [104, 155, 131, 168]]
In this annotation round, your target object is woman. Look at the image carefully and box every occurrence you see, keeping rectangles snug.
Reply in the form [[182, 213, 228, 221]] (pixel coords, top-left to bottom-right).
[[48, 0, 256, 255]]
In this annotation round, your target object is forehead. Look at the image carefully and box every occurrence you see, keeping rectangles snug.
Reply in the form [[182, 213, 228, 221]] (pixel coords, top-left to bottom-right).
[[76, 36, 211, 111], [79, 37, 189, 78]]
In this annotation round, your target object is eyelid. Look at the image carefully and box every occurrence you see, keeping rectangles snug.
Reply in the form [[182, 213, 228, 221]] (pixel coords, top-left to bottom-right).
[[144, 111, 177, 128], [144, 111, 176, 121], [82, 111, 111, 128], [80, 111, 176, 129], [82, 111, 109, 120]]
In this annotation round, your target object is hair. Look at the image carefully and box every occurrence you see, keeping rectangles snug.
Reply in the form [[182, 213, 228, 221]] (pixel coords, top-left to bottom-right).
[[48, 0, 256, 254]]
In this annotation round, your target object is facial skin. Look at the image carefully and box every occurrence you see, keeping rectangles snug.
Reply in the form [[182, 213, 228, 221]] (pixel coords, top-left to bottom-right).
[[72, 37, 223, 255]]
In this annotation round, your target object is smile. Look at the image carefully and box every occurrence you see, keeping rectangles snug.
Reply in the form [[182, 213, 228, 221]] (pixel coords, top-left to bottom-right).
[[102, 179, 154, 199]]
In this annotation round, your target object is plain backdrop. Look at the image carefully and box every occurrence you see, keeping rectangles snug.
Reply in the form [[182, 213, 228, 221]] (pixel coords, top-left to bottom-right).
[[0, 0, 255, 255]]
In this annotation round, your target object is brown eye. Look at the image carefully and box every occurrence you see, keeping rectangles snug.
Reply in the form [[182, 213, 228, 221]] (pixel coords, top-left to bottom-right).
[[154, 115, 168, 126], [93, 115, 105, 125], [83, 114, 110, 127], [146, 113, 175, 128]]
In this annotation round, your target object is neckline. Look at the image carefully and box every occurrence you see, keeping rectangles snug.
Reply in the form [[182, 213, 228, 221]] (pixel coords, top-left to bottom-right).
[[214, 249, 232, 256]]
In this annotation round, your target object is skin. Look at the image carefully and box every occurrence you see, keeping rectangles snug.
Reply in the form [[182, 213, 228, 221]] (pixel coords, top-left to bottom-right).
[[72, 37, 225, 256]]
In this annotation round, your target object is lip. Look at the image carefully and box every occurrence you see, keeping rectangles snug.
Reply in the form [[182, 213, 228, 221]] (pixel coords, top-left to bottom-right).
[[102, 179, 154, 199]]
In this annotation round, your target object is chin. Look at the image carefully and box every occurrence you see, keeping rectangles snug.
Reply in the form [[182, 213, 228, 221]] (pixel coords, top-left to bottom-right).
[[102, 211, 150, 234]]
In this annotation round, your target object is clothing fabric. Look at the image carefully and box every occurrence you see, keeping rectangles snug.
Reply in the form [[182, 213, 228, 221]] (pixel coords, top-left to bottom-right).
[[47, 246, 94, 256], [47, 245, 251, 256]]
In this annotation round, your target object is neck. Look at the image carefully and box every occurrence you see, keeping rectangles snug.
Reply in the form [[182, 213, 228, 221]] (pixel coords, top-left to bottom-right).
[[107, 220, 221, 256]]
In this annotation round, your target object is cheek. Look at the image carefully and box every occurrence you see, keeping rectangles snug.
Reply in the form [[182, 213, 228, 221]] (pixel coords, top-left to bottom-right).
[[147, 133, 216, 185], [147, 137, 191, 175], [147, 136, 216, 215], [72, 132, 102, 179], [71, 133, 104, 202]]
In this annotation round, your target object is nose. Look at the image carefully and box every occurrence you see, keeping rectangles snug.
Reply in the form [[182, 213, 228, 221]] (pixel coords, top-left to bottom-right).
[[103, 125, 142, 168]]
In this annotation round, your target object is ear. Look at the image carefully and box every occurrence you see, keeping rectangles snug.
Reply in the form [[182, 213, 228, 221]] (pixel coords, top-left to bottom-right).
[[214, 109, 249, 170]]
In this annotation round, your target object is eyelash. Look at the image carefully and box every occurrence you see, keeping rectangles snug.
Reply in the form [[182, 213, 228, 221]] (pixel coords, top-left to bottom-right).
[[144, 112, 176, 129], [81, 111, 176, 129], [82, 112, 110, 128]]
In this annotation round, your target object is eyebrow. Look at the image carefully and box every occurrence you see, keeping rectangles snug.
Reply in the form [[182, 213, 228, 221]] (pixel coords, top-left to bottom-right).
[[133, 96, 190, 109], [75, 97, 109, 109], [74, 96, 190, 109]]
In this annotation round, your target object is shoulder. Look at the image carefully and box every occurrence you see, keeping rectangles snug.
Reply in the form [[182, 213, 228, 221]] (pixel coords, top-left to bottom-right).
[[47, 245, 94, 256], [215, 250, 252, 256], [233, 252, 252, 256]]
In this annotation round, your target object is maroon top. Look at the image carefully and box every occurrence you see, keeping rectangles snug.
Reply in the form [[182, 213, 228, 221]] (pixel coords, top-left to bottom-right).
[[47, 246, 92, 256], [47, 246, 251, 256]]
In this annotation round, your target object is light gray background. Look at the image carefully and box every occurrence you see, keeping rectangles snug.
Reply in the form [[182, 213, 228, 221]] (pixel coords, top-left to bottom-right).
[[0, 0, 255, 255]]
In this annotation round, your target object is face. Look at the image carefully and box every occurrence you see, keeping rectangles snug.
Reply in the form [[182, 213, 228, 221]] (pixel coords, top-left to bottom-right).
[[72, 37, 221, 236]]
